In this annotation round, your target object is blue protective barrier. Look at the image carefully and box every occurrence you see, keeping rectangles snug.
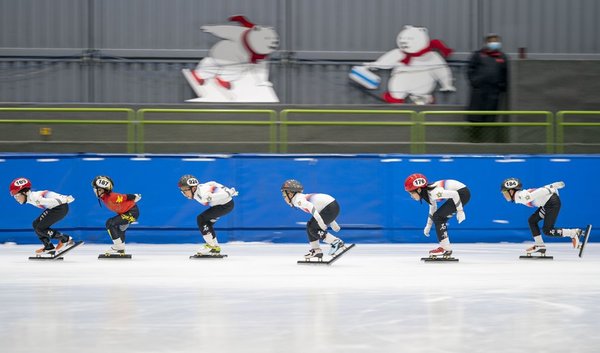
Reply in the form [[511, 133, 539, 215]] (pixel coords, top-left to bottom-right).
[[0, 154, 597, 244]]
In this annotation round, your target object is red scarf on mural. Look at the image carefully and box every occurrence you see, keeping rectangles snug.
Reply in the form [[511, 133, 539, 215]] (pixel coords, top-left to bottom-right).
[[230, 15, 268, 64], [400, 39, 453, 65]]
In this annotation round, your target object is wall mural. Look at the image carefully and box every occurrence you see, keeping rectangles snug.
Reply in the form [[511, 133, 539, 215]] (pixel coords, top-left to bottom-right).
[[350, 25, 456, 104], [183, 15, 280, 102]]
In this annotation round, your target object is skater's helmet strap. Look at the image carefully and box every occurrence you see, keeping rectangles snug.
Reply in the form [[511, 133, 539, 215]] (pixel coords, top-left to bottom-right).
[[501, 177, 522, 191]]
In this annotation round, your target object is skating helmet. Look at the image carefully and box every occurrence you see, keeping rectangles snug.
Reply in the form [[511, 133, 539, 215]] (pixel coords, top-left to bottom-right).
[[92, 175, 114, 194], [9, 177, 32, 196], [281, 179, 303, 193], [501, 177, 522, 191], [404, 173, 428, 192], [178, 174, 199, 189]]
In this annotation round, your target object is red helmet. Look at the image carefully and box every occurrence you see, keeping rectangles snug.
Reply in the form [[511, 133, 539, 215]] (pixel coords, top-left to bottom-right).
[[404, 173, 428, 192], [9, 177, 32, 196]]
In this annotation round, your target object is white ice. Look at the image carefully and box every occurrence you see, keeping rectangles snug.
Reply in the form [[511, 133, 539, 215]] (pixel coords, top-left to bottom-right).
[[0, 243, 598, 353]]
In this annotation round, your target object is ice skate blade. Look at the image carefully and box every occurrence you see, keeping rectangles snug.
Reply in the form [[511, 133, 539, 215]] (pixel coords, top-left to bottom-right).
[[421, 256, 459, 262], [297, 244, 356, 265], [29, 256, 64, 261], [190, 254, 228, 259], [519, 254, 553, 260], [28, 241, 83, 261], [98, 253, 132, 259], [579, 224, 592, 258]]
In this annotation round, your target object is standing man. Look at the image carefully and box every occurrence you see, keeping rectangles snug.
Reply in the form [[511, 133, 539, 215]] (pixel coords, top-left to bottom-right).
[[466, 33, 509, 142]]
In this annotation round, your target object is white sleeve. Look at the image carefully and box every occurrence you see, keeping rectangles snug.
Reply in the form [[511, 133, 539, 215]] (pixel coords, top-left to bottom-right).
[[522, 187, 555, 202], [296, 197, 327, 230], [206, 187, 233, 204], [437, 189, 463, 212], [32, 191, 68, 209]]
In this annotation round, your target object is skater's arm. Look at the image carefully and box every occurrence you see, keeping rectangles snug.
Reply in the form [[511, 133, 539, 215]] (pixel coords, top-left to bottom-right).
[[33, 191, 71, 208], [439, 189, 463, 212], [296, 198, 327, 230], [523, 187, 557, 202], [196, 183, 237, 205]]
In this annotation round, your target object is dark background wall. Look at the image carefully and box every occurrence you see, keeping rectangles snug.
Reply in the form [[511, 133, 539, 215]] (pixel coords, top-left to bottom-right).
[[1, 0, 599, 107]]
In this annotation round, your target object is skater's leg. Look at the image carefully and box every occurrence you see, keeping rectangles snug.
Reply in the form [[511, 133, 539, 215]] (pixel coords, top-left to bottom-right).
[[318, 201, 345, 254], [540, 195, 582, 248], [195, 201, 233, 254], [432, 200, 455, 248], [105, 207, 138, 253], [32, 204, 69, 252]]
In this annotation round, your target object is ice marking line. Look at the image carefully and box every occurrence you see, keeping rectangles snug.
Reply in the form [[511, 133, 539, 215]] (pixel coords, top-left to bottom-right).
[[550, 158, 571, 162], [439, 158, 454, 162], [493, 219, 509, 224], [495, 159, 525, 163], [130, 157, 151, 161], [380, 158, 402, 163], [294, 158, 317, 162], [409, 159, 431, 163], [181, 158, 216, 162], [526, 299, 584, 315], [36, 158, 59, 162], [82, 158, 105, 161], [423, 296, 453, 303]]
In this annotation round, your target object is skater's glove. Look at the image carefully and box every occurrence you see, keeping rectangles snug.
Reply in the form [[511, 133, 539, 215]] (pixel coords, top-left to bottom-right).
[[133, 194, 142, 202], [226, 187, 239, 197], [457, 210, 466, 224], [331, 221, 341, 232], [423, 222, 432, 237], [548, 181, 565, 190], [65, 195, 75, 204]]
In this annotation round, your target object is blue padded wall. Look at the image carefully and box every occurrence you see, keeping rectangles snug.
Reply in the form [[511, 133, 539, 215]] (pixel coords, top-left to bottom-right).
[[0, 154, 596, 244]]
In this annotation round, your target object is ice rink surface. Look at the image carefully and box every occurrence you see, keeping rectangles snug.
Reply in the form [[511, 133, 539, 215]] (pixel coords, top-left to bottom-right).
[[1, 242, 599, 353]]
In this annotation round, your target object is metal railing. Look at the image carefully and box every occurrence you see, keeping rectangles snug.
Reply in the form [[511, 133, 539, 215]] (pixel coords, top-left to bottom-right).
[[1, 108, 598, 154], [556, 111, 600, 153], [0, 107, 136, 152], [279, 109, 418, 153], [136, 109, 278, 153], [418, 111, 554, 153]]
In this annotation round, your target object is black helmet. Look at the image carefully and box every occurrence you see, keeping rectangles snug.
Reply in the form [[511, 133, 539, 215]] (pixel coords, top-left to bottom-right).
[[281, 179, 303, 193], [501, 177, 522, 191], [178, 174, 199, 188], [92, 175, 114, 192]]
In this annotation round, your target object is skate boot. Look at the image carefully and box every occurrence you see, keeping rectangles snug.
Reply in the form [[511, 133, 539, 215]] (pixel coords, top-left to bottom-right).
[[304, 248, 323, 260], [571, 229, 582, 249], [429, 246, 452, 257], [197, 244, 221, 256], [329, 239, 345, 255], [526, 244, 546, 255], [55, 236, 74, 252], [35, 245, 56, 255], [105, 246, 126, 255]]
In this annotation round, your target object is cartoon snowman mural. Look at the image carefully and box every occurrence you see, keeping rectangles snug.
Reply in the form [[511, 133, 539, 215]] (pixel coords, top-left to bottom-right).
[[183, 15, 280, 102], [350, 25, 456, 104]]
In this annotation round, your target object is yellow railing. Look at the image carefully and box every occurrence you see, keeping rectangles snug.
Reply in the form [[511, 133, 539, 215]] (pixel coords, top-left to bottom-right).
[[0, 108, 136, 152], [0, 108, 598, 153]]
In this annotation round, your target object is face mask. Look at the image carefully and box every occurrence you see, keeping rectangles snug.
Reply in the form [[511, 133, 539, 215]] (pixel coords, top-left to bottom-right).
[[487, 42, 502, 51]]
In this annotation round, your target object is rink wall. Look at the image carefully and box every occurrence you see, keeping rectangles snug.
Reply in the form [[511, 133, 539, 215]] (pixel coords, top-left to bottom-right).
[[0, 154, 597, 244]]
